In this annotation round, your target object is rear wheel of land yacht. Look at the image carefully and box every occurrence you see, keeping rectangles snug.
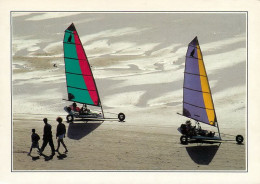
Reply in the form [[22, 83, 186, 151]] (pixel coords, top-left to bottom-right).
[[66, 115, 74, 123], [180, 135, 188, 145]]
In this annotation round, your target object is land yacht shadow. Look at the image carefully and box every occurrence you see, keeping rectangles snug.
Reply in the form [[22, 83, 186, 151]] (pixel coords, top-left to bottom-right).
[[185, 144, 221, 165], [67, 121, 102, 140]]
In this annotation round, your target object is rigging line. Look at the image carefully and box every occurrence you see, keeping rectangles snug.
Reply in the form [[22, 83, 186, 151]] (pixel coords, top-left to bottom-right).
[[66, 72, 92, 76], [183, 101, 214, 110], [67, 85, 97, 91], [64, 56, 87, 61], [184, 71, 207, 77], [183, 87, 211, 94], [104, 111, 118, 115]]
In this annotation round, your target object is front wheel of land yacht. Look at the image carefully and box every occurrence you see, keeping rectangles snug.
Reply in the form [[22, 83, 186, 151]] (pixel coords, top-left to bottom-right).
[[180, 135, 188, 145], [118, 113, 125, 122], [66, 115, 74, 123], [236, 135, 244, 144]]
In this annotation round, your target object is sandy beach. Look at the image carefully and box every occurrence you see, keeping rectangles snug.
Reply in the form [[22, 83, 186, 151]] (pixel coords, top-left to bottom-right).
[[12, 12, 246, 171], [13, 112, 245, 170]]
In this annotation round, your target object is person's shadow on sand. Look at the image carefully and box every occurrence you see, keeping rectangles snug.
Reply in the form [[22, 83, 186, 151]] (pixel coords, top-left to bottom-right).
[[39, 152, 55, 161], [29, 155, 40, 161], [67, 122, 102, 140], [185, 144, 221, 165], [56, 151, 67, 160], [29, 152, 67, 161]]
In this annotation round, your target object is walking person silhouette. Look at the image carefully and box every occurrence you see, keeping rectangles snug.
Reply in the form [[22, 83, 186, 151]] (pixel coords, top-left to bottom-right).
[[55, 117, 68, 153], [28, 129, 40, 156], [39, 118, 55, 156]]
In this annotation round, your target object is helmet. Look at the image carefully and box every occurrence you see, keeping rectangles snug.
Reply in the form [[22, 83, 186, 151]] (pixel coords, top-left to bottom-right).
[[185, 120, 191, 125]]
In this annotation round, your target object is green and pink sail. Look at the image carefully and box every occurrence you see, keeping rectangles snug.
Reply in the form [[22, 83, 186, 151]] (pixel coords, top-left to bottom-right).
[[183, 37, 217, 126], [63, 23, 100, 106]]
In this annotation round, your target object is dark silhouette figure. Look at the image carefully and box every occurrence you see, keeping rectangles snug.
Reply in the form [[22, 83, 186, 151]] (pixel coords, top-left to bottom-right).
[[55, 117, 68, 153], [39, 118, 55, 156], [190, 48, 195, 57], [68, 93, 75, 100], [28, 129, 40, 156], [68, 34, 72, 42]]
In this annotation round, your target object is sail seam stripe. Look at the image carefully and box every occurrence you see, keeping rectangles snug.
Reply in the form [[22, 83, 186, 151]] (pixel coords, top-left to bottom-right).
[[68, 99, 100, 107], [65, 30, 76, 34], [64, 42, 81, 45], [66, 72, 92, 76], [183, 87, 210, 94], [184, 72, 207, 77], [67, 86, 96, 91], [183, 101, 214, 110], [188, 44, 200, 49], [185, 56, 202, 60]]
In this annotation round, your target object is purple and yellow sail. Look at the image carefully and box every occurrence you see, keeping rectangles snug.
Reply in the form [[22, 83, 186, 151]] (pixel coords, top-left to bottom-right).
[[63, 23, 100, 106], [183, 37, 217, 126]]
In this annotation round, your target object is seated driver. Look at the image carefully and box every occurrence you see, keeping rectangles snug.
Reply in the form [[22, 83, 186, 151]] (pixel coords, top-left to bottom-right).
[[185, 120, 192, 131], [80, 104, 91, 115], [186, 120, 198, 136], [71, 102, 80, 112]]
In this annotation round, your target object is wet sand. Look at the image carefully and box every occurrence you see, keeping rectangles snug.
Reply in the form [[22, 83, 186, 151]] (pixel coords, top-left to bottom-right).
[[13, 108, 246, 171]]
